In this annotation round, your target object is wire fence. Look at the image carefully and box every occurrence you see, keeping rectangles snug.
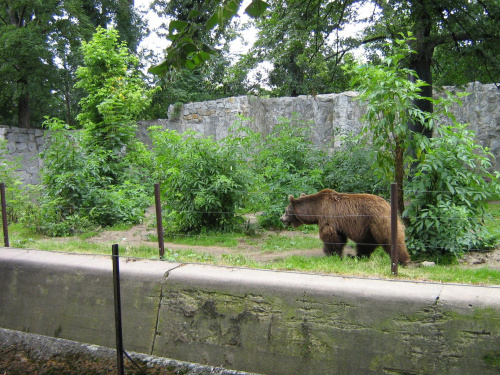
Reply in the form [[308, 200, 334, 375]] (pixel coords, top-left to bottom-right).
[[1, 182, 498, 256]]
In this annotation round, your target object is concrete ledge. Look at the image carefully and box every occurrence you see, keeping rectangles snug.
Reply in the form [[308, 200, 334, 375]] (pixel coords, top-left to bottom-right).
[[1, 248, 499, 374], [0, 327, 252, 374]]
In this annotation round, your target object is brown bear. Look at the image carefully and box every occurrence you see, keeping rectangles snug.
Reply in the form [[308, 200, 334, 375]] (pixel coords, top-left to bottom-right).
[[280, 189, 410, 265]]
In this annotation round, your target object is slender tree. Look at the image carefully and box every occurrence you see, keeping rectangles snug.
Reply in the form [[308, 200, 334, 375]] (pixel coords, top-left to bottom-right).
[[0, 0, 144, 128]]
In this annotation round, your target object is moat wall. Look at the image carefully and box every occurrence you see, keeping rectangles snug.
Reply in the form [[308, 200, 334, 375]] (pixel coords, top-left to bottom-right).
[[0, 248, 499, 375]]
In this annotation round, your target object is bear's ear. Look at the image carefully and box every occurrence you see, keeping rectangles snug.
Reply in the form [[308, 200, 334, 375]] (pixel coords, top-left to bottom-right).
[[300, 193, 306, 197], [289, 195, 295, 204]]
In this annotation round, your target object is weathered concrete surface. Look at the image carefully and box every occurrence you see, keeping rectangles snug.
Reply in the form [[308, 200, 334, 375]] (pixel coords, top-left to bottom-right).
[[0, 248, 499, 375], [0, 327, 254, 374], [0, 248, 181, 354]]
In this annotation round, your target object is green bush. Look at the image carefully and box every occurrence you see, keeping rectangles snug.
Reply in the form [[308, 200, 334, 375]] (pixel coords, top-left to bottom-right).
[[34, 118, 151, 236], [150, 127, 254, 233], [254, 115, 327, 228], [86, 182, 150, 227], [404, 123, 500, 258], [26, 28, 154, 236], [322, 131, 382, 195], [0, 139, 24, 223]]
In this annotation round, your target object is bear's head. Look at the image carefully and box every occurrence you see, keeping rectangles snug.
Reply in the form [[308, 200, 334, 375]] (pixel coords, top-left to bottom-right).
[[280, 195, 304, 228]]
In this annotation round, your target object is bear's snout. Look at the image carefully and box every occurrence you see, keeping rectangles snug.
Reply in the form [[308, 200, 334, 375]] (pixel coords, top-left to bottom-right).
[[280, 215, 287, 225], [280, 214, 292, 227]]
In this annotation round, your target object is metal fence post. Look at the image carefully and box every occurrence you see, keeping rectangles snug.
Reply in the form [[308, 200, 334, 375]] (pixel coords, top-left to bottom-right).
[[112, 244, 125, 375], [390, 183, 398, 276], [154, 183, 165, 258], [1, 183, 9, 247]]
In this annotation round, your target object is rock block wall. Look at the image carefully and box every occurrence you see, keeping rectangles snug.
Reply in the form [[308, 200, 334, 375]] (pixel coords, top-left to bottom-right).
[[140, 83, 500, 171], [2, 83, 499, 185], [440, 83, 500, 166], [0, 126, 44, 185]]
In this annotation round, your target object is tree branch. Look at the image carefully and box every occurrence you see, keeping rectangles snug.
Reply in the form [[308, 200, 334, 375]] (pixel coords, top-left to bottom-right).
[[361, 35, 389, 45], [431, 32, 475, 49]]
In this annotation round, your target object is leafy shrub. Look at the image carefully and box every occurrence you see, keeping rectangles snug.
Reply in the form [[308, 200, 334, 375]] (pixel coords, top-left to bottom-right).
[[40, 118, 103, 211], [34, 117, 151, 236], [150, 127, 254, 233], [86, 182, 150, 227], [404, 123, 500, 258], [322, 131, 382, 194], [25, 28, 154, 236], [254, 115, 327, 228], [0, 139, 24, 223]]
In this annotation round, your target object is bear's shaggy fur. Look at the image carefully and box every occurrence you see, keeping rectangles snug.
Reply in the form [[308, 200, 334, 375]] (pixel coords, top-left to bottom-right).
[[280, 189, 411, 265]]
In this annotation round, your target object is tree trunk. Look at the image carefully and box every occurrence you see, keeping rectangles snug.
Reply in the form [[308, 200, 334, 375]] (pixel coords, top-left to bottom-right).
[[408, 0, 434, 138], [17, 78, 30, 128], [64, 80, 72, 126], [408, 53, 433, 138], [395, 138, 406, 219]]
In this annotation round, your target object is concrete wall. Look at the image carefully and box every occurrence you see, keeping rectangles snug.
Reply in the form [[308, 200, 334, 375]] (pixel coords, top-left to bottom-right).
[[1, 248, 499, 374]]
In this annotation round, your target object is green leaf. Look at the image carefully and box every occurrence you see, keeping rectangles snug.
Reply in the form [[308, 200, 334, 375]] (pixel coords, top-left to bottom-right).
[[245, 0, 269, 18], [224, 0, 240, 18], [205, 13, 219, 30], [181, 42, 199, 54], [188, 10, 200, 19], [169, 20, 189, 34]]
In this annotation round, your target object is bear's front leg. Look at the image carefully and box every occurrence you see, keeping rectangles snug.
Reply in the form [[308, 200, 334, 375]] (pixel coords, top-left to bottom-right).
[[320, 226, 346, 256]]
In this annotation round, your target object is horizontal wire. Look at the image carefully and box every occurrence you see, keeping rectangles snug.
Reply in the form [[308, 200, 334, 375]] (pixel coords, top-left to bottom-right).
[[149, 187, 494, 196], [9, 186, 498, 254], [33, 206, 495, 222]]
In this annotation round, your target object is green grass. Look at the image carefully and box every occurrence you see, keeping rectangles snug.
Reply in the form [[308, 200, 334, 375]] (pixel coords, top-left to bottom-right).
[[260, 233, 322, 253], [164, 232, 240, 247], [159, 247, 500, 286]]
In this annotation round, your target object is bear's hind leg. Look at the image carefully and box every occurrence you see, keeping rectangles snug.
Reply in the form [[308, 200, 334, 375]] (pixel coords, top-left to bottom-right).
[[321, 231, 346, 257]]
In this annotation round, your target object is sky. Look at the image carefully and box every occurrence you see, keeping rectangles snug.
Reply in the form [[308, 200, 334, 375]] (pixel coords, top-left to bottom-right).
[[134, 0, 370, 81], [134, 0, 256, 61], [134, 0, 169, 57]]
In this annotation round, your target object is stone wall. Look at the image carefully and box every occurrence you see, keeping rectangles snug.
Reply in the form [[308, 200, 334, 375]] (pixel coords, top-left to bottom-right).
[[0, 126, 44, 185], [139, 82, 500, 170], [138, 91, 365, 148], [2, 82, 499, 185], [440, 83, 500, 164]]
